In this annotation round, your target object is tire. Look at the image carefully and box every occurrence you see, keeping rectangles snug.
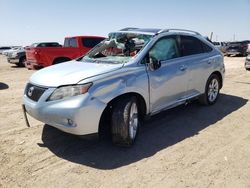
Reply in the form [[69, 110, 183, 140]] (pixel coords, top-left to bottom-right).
[[18, 56, 26, 67], [199, 74, 220, 105], [111, 96, 140, 146]]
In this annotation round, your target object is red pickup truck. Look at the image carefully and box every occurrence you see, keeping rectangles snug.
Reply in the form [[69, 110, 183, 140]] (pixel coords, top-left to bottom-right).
[[25, 36, 105, 69]]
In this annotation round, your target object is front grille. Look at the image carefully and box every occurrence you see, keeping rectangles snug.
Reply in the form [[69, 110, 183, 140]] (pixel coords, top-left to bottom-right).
[[25, 83, 47, 102]]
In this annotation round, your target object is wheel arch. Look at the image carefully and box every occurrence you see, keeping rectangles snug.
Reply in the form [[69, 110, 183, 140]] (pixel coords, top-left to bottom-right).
[[52, 57, 71, 65], [210, 71, 223, 89], [98, 92, 147, 137]]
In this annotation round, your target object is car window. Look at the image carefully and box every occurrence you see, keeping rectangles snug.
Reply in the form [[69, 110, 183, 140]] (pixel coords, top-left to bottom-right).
[[64, 38, 77, 47], [81, 33, 152, 64], [46, 43, 61, 47], [201, 42, 213, 53], [180, 36, 204, 56], [82, 38, 104, 48], [149, 37, 180, 61]]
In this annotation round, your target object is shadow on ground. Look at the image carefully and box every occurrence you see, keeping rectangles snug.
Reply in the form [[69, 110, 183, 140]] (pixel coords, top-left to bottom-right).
[[41, 94, 248, 169], [0, 82, 9, 90], [10, 65, 24, 69]]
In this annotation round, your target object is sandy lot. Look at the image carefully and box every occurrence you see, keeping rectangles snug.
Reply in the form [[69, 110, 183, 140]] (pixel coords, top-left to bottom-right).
[[0, 55, 250, 188]]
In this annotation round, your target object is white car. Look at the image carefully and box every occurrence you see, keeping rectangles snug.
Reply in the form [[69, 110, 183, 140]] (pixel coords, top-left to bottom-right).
[[0, 47, 12, 54], [2, 47, 22, 56], [213, 42, 226, 54]]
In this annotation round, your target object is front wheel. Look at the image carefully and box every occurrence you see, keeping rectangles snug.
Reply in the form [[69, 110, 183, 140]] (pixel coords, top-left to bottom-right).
[[111, 97, 140, 146], [199, 74, 220, 105]]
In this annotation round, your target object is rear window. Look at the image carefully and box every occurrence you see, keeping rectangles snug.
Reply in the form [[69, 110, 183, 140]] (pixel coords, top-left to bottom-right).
[[64, 38, 78, 47], [180, 36, 204, 56], [82, 38, 104, 48]]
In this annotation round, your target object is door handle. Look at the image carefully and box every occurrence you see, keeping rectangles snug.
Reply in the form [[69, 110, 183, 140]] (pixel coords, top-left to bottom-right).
[[179, 65, 187, 71], [207, 60, 212, 64]]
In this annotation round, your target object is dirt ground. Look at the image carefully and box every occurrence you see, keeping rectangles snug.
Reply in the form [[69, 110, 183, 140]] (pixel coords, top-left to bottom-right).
[[0, 55, 250, 188]]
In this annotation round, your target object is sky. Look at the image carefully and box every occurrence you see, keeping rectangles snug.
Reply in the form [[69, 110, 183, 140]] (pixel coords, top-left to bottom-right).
[[0, 0, 249, 46]]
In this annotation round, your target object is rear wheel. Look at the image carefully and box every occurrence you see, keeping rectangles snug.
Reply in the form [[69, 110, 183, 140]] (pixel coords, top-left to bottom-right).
[[199, 74, 220, 105], [111, 96, 140, 146]]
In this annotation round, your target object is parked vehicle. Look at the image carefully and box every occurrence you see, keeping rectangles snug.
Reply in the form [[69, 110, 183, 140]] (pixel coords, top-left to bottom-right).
[[245, 55, 250, 70], [23, 28, 225, 146], [0, 46, 12, 54], [2, 46, 22, 56], [25, 36, 105, 69], [7, 47, 26, 67], [247, 43, 250, 54], [213, 41, 227, 54], [226, 41, 249, 57]]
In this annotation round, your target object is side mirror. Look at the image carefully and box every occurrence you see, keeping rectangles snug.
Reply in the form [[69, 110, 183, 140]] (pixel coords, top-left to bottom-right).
[[148, 56, 161, 71]]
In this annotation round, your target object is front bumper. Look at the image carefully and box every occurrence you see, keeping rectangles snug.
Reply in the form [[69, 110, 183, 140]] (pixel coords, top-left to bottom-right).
[[7, 57, 19, 64], [23, 86, 106, 135]]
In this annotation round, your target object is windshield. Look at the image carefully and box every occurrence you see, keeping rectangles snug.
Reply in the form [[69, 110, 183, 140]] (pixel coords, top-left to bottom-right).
[[79, 32, 152, 64]]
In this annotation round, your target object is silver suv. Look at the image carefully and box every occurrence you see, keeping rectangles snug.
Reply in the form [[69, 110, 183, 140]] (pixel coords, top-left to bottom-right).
[[23, 28, 225, 146]]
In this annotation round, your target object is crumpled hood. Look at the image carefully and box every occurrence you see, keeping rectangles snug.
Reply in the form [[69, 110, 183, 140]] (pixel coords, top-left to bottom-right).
[[30, 60, 124, 87]]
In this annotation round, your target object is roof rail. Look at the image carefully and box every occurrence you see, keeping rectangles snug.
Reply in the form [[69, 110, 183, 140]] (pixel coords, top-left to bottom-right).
[[157, 29, 201, 36], [119, 27, 139, 31]]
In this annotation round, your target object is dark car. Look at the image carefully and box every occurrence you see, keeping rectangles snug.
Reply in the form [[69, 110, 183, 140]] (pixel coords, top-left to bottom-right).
[[226, 41, 249, 57]]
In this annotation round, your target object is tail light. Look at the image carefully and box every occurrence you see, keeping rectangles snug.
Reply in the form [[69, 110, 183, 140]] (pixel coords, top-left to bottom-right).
[[243, 44, 248, 49], [34, 49, 40, 55]]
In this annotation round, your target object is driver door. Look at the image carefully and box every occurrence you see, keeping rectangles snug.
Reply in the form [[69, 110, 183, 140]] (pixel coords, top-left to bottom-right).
[[146, 36, 189, 113]]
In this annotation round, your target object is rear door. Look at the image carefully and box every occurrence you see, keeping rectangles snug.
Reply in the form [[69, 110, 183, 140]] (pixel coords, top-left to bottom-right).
[[179, 35, 214, 97]]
